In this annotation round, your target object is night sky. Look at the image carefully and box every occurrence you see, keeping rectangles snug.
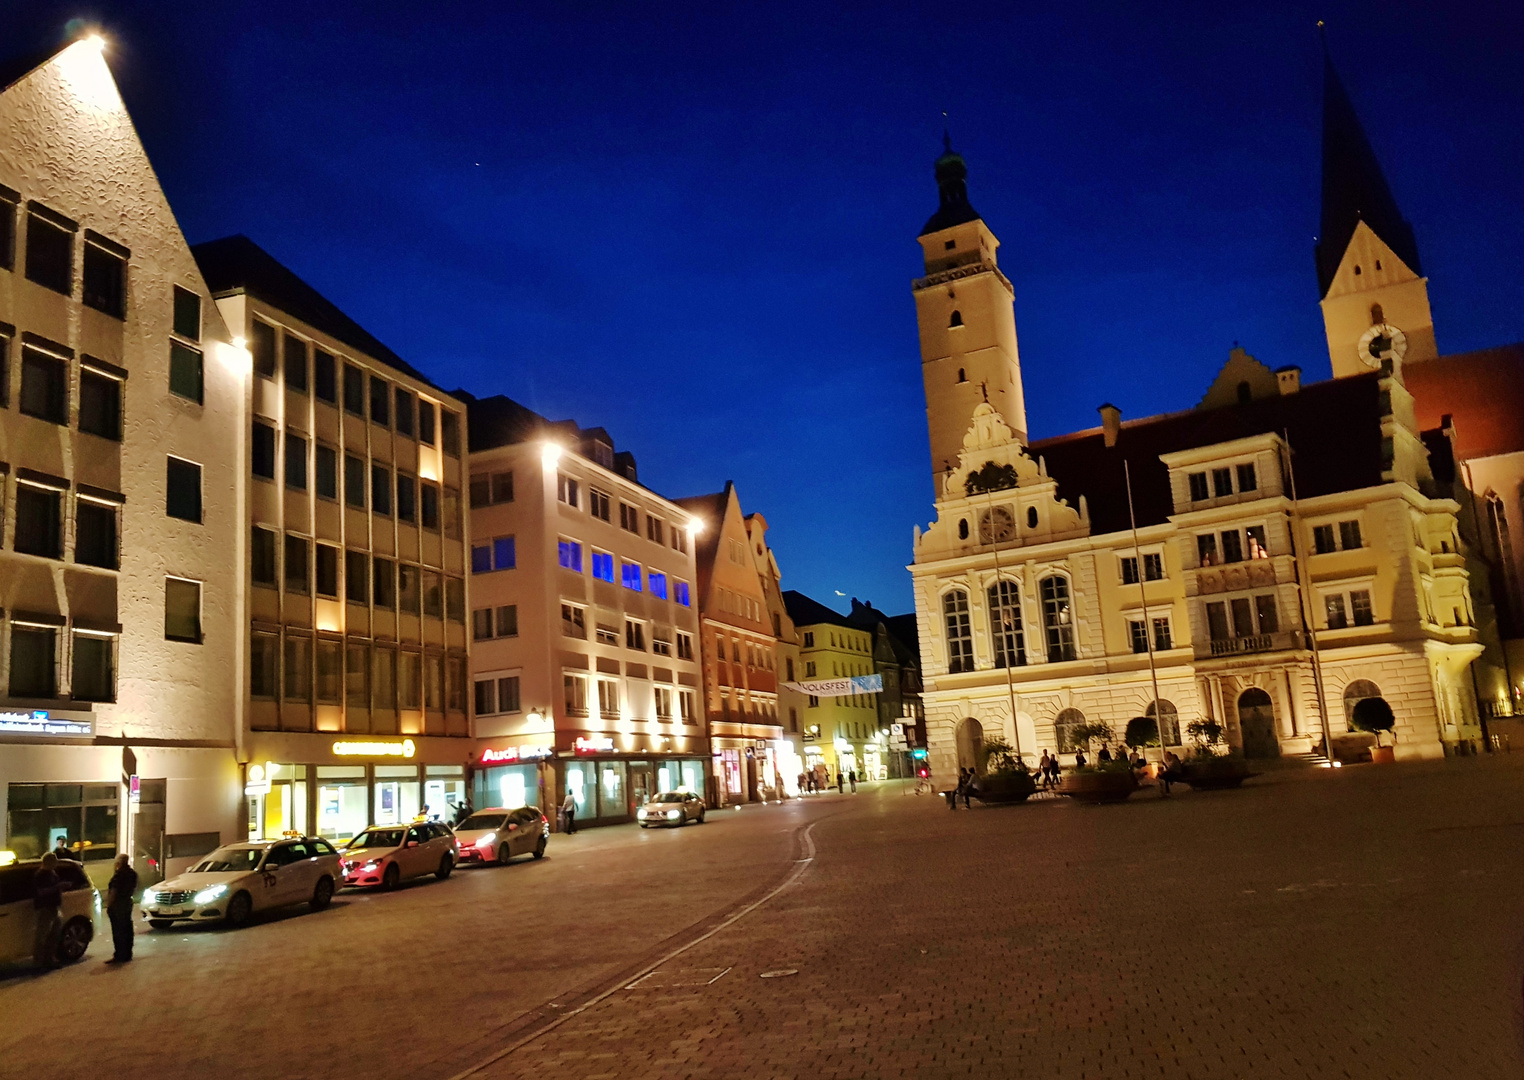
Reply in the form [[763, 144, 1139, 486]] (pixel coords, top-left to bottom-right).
[[11, 2, 1523, 614]]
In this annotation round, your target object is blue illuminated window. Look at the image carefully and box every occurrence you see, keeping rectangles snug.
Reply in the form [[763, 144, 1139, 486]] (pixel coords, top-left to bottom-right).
[[621, 560, 642, 591], [675, 580, 691, 607], [592, 550, 614, 583], [649, 571, 668, 600], [493, 537, 515, 570], [558, 539, 583, 572], [471, 545, 491, 574]]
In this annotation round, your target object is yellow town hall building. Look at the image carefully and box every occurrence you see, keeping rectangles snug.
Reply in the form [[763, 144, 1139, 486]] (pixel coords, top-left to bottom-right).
[[910, 57, 1492, 774]]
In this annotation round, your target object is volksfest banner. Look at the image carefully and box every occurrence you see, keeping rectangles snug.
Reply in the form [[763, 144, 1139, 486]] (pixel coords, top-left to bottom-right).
[[784, 674, 883, 698]]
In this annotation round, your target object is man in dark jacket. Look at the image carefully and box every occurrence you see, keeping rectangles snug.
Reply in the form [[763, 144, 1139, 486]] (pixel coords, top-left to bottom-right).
[[32, 853, 63, 968], [105, 854, 138, 964]]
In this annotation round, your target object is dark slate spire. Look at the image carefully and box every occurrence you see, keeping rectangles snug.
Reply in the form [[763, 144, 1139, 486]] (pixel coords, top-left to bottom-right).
[[919, 131, 982, 236], [1315, 46, 1421, 297]]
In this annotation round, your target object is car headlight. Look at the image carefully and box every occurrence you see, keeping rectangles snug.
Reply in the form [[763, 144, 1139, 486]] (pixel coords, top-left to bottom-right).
[[142, 888, 158, 904], [667, 809, 681, 819], [479, 832, 497, 847], [360, 861, 379, 873], [637, 809, 647, 819], [192, 885, 227, 905]]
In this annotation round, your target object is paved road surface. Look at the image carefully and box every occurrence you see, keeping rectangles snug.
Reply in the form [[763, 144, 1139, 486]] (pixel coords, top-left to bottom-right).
[[5, 758, 1524, 1079]]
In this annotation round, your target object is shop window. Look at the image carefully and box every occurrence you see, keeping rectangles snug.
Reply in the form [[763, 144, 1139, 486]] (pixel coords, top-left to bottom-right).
[[284, 333, 308, 392], [14, 485, 62, 558], [74, 499, 118, 569], [373, 557, 396, 609], [78, 368, 121, 440], [394, 388, 415, 435], [25, 206, 73, 295], [372, 464, 392, 516], [20, 345, 68, 424], [285, 536, 310, 595], [164, 578, 202, 643], [166, 457, 202, 523], [8, 626, 57, 697], [315, 766, 368, 843], [3, 782, 119, 863], [251, 526, 278, 587], [373, 766, 419, 826]]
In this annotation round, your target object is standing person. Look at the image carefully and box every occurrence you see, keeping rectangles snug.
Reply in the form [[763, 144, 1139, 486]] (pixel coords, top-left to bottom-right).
[[52, 836, 73, 862], [848, 769, 857, 793], [32, 853, 63, 969], [961, 768, 974, 809], [1074, 748, 1088, 769], [561, 790, 578, 835], [104, 854, 138, 964], [1097, 744, 1112, 763], [836, 770, 845, 794]]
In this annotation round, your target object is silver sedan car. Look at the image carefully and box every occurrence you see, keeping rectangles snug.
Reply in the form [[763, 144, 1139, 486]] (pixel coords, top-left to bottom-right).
[[636, 791, 706, 828]]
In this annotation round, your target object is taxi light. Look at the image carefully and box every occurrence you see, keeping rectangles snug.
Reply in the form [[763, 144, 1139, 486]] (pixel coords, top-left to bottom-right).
[[0, 850, 16, 867]]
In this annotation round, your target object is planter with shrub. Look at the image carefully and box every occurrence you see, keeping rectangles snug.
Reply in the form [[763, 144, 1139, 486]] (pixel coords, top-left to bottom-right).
[[1350, 697, 1397, 763], [971, 737, 1037, 805], [1178, 720, 1254, 789]]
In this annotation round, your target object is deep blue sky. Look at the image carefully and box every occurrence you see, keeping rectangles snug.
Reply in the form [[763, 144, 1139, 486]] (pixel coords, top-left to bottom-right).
[[14, 2, 1524, 614]]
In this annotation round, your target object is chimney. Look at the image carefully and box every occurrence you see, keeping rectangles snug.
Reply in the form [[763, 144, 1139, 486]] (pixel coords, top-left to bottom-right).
[[1275, 365, 1302, 395], [1098, 403, 1121, 448]]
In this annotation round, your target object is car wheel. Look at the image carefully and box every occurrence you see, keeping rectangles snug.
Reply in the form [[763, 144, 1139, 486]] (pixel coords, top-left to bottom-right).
[[382, 863, 401, 891], [148, 919, 176, 930], [436, 854, 453, 880], [56, 917, 92, 963], [310, 876, 335, 911], [225, 891, 253, 928], [533, 836, 546, 859], [497, 843, 512, 866], [697, 810, 706, 824]]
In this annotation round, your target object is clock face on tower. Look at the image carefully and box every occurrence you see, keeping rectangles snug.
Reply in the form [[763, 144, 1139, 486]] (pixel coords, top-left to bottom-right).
[[1357, 323, 1408, 369]]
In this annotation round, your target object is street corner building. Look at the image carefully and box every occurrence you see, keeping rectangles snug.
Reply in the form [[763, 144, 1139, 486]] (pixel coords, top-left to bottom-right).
[[909, 53, 1524, 777]]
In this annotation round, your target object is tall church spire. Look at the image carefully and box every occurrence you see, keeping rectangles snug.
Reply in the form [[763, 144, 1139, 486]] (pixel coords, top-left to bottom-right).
[[1315, 48, 1421, 299]]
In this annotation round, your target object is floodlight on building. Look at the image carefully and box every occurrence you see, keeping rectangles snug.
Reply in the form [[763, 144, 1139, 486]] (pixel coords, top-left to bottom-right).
[[687, 519, 706, 537], [83, 33, 107, 52], [541, 442, 563, 470]]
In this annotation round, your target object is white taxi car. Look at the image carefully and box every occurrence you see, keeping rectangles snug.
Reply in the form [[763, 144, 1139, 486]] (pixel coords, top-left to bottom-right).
[[0, 858, 97, 966], [340, 821, 457, 890], [142, 837, 341, 929]]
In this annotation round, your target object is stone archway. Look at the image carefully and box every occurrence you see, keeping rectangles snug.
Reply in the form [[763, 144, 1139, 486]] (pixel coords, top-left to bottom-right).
[[955, 717, 984, 771], [1238, 687, 1280, 758], [1342, 679, 1383, 732]]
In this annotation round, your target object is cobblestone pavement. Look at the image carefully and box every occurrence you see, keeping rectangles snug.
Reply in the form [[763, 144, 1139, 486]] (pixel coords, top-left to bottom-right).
[[7, 761, 1524, 1080], [464, 758, 1524, 1080]]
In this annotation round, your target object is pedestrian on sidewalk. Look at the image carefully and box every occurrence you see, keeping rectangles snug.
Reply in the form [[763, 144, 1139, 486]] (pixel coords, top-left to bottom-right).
[[104, 854, 138, 964], [797, 772, 807, 796], [52, 836, 74, 862], [836, 770, 844, 794], [561, 791, 578, 834], [961, 768, 973, 809], [32, 853, 63, 969], [1098, 744, 1112, 763], [848, 769, 857, 793], [1038, 751, 1052, 789], [1074, 748, 1087, 770]]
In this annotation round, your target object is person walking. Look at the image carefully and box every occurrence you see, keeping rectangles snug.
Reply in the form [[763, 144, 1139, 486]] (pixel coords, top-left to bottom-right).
[[32, 853, 63, 969], [561, 790, 578, 834], [836, 770, 845, 794], [104, 854, 138, 964], [848, 769, 857, 793], [1038, 752, 1051, 790], [961, 768, 974, 809]]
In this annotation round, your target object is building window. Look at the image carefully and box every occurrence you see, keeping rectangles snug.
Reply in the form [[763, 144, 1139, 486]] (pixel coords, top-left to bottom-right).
[[166, 458, 202, 523], [646, 515, 664, 544], [284, 333, 308, 392], [368, 463, 391, 516], [591, 550, 614, 582], [1152, 617, 1172, 651], [250, 320, 277, 379], [943, 590, 974, 673], [311, 444, 336, 500], [284, 634, 312, 702], [74, 499, 118, 569], [620, 502, 639, 532], [396, 474, 416, 522], [497, 675, 522, 714], [316, 639, 342, 704], [9, 625, 57, 698], [626, 620, 646, 651], [472, 609, 493, 641], [71, 632, 115, 702], [1325, 594, 1348, 630], [251, 526, 278, 587], [597, 679, 619, 718], [165, 339, 203, 404], [315, 543, 339, 597], [621, 561, 642, 591], [1197, 534, 1219, 566], [81, 235, 127, 318], [1189, 472, 1209, 501], [652, 629, 672, 656], [354, 645, 377, 710], [285, 535, 310, 595], [1039, 575, 1076, 662], [284, 433, 308, 491], [1256, 594, 1278, 633], [1245, 525, 1268, 560], [423, 573, 443, 618], [1350, 590, 1374, 626], [441, 410, 460, 457], [1339, 520, 1363, 550], [344, 455, 366, 509], [803, 631, 815, 648], [346, 551, 369, 604], [675, 580, 691, 607], [655, 685, 673, 719], [393, 388, 414, 435], [173, 286, 201, 341], [164, 578, 202, 643], [1143, 553, 1164, 580], [1212, 468, 1233, 498], [13, 485, 62, 558], [672, 528, 688, 555], [649, 571, 668, 600], [680, 690, 697, 725], [1146, 700, 1181, 746], [987, 579, 1025, 668], [0, 187, 15, 272], [497, 605, 518, 637], [343, 364, 365, 416], [557, 473, 580, 508], [420, 482, 439, 530], [314, 348, 336, 403], [564, 673, 588, 717], [1219, 529, 1243, 564], [589, 489, 611, 522], [373, 557, 397, 609], [558, 538, 583, 572], [0, 327, 10, 409], [25, 205, 73, 295], [474, 679, 495, 716], [1313, 524, 1336, 554], [78, 368, 121, 440], [1236, 462, 1257, 493], [676, 631, 694, 660], [595, 622, 619, 645], [252, 422, 276, 479], [369, 375, 390, 427], [561, 604, 586, 638], [1206, 601, 1230, 641], [20, 345, 68, 424], [418, 400, 436, 445]]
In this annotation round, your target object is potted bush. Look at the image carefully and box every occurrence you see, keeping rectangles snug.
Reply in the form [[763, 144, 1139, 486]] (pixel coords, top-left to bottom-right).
[[1351, 698, 1397, 763], [1059, 722, 1138, 803], [970, 737, 1037, 805], [1124, 716, 1159, 755], [1178, 719, 1254, 789]]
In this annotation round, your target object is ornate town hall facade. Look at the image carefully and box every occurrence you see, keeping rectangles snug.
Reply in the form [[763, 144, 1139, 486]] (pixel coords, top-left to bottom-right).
[[911, 56, 1510, 771]]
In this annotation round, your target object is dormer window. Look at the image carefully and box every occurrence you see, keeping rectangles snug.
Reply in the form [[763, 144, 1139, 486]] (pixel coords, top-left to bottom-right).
[[949, 311, 963, 328], [592, 440, 613, 469]]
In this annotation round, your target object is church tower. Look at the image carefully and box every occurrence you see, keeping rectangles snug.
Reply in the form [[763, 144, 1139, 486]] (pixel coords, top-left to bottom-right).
[[1317, 50, 1437, 378], [913, 139, 1027, 492]]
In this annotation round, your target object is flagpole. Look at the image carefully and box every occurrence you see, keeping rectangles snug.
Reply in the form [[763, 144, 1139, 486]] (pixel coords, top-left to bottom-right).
[[1124, 460, 1165, 753], [1281, 432, 1336, 766]]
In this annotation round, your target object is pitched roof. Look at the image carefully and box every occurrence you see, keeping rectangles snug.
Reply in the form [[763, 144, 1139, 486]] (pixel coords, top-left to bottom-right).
[[191, 235, 443, 390], [782, 590, 855, 630], [1027, 372, 1388, 535], [0, 42, 68, 94], [1315, 52, 1421, 297], [1405, 345, 1524, 460], [671, 487, 731, 578]]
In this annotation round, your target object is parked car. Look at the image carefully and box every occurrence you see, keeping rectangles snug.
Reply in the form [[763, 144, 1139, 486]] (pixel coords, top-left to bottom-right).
[[0, 858, 97, 966], [340, 821, 457, 890], [636, 791, 706, 827], [454, 807, 549, 865], [141, 838, 341, 930]]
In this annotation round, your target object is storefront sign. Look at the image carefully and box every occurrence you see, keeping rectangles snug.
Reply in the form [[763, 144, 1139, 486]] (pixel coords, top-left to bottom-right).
[[573, 736, 616, 755], [0, 709, 93, 738], [332, 738, 416, 759], [479, 744, 554, 765], [244, 762, 273, 796]]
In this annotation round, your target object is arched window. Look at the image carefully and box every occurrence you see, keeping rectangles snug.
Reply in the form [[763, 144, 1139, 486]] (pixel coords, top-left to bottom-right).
[[1053, 707, 1084, 753], [943, 590, 974, 673], [987, 579, 1025, 668], [1146, 699, 1181, 746], [956, 717, 984, 770], [1342, 679, 1382, 731], [957, 518, 969, 540], [1026, 506, 1038, 529], [949, 310, 963, 328], [1039, 575, 1076, 662], [957, 367, 966, 383]]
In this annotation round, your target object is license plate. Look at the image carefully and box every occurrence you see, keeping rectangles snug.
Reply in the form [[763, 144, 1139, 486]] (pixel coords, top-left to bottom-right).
[[155, 907, 185, 916]]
